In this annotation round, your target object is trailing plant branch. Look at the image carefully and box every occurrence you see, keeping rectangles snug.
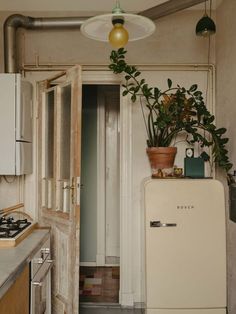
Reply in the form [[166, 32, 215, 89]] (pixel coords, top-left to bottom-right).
[[140, 96, 150, 142]]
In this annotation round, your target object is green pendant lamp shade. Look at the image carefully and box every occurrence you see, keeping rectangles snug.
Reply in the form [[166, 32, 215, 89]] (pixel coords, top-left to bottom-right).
[[196, 14, 216, 36], [196, 0, 216, 37]]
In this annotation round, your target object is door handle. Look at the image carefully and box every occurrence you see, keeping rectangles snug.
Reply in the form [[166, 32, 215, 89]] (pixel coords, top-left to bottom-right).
[[62, 185, 75, 190], [150, 221, 177, 227]]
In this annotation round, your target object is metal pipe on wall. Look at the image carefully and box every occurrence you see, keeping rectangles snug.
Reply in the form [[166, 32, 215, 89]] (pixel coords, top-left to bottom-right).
[[3, 1, 207, 73], [3, 14, 87, 73]]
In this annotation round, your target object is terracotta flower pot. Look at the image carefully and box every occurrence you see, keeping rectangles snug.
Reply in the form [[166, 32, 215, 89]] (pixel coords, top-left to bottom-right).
[[146, 147, 177, 177]]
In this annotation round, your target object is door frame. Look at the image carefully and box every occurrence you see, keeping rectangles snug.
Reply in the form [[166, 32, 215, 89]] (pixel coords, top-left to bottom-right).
[[82, 70, 134, 306], [35, 68, 133, 308], [95, 85, 121, 267]]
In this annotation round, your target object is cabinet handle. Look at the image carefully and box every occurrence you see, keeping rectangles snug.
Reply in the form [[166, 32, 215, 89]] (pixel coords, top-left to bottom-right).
[[46, 259, 53, 264], [41, 248, 50, 254], [33, 258, 43, 264], [150, 221, 177, 227], [32, 281, 43, 287]]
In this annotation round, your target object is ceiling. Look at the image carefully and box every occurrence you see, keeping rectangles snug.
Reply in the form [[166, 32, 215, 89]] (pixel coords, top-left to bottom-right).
[[0, 0, 223, 13]]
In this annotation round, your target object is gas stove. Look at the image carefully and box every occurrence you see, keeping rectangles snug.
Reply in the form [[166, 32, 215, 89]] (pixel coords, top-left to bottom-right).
[[0, 217, 32, 238], [0, 213, 36, 247]]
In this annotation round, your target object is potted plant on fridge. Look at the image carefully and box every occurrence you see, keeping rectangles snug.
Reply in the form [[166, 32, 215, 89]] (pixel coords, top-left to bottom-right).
[[109, 48, 232, 177]]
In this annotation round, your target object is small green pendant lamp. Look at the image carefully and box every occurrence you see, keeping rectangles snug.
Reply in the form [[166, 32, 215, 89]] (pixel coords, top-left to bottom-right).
[[196, 0, 216, 36]]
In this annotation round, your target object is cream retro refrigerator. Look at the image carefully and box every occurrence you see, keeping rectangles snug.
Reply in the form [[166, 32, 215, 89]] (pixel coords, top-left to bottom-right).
[[144, 179, 227, 314]]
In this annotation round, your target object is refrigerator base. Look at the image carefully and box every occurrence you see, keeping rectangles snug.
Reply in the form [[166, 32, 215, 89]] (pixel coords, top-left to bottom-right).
[[146, 309, 226, 314]]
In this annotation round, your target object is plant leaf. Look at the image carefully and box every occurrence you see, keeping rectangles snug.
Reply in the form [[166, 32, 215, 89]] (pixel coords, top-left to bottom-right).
[[189, 84, 198, 92], [200, 151, 210, 161], [131, 94, 137, 102], [167, 79, 172, 88]]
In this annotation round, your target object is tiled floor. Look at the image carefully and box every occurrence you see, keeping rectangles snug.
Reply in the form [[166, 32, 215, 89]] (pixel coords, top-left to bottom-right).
[[79, 267, 144, 313], [79, 304, 144, 314], [80, 267, 119, 303]]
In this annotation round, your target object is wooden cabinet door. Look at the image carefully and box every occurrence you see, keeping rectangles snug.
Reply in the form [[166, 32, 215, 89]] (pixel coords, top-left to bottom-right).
[[0, 265, 30, 314], [38, 66, 81, 314]]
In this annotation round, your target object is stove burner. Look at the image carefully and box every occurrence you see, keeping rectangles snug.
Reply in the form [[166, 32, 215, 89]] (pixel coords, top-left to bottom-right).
[[6, 223, 20, 230], [0, 227, 10, 234], [0, 230, 10, 238], [7, 217, 14, 224], [0, 217, 7, 224], [0, 217, 31, 239], [17, 219, 28, 224]]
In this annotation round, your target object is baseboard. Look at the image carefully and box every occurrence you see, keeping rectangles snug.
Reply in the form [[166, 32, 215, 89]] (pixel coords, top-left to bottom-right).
[[80, 302, 145, 309], [79, 302, 120, 309], [134, 302, 145, 309]]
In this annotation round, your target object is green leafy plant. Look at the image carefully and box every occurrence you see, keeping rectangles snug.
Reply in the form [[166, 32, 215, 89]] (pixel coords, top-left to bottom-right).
[[109, 48, 232, 172]]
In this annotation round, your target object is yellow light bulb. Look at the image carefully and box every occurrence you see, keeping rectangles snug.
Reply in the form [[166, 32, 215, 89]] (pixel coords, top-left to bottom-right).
[[108, 23, 129, 48]]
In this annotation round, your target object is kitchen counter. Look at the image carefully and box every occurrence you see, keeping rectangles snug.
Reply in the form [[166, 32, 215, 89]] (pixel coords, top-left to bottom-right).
[[0, 229, 50, 299]]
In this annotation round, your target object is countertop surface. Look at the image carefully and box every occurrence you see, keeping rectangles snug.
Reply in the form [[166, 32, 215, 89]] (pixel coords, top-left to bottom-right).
[[0, 229, 50, 298]]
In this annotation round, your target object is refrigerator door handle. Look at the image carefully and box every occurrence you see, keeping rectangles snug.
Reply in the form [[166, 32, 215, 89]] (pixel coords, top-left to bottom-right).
[[150, 221, 177, 227]]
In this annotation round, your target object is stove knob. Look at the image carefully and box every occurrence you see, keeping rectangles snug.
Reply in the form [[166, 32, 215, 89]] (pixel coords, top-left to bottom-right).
[[7, 217, 14, 223]]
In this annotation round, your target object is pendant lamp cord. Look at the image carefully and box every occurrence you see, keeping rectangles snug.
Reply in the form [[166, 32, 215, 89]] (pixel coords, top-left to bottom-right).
[[205, 0, 213, 17], [205, 36, 210, 105], [113, 0, 124, 14], [115, 0, 121, 10], [205, 0, 214, 104]]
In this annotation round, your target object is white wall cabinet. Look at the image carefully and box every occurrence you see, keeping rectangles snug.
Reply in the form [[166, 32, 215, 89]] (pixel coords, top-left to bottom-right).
[[0, 74, 33, 175]]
